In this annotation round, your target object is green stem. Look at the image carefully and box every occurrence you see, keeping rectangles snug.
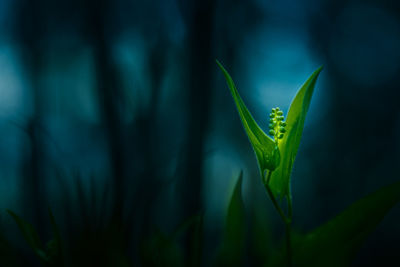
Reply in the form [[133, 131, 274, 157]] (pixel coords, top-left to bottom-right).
[[287, 182, 293, 266], [285, 220, 293, 267], [264, 171, 287, 223], [288, 194, 293, 220], [264, 170, 293, 267]]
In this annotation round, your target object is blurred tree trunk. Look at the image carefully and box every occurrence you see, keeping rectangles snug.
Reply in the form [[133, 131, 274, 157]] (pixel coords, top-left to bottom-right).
[[15, 0, 47, 238], [84, 0, 126, 223], [133, 35, 167, 236], [177, 0, 215, 263], [178, 0, 215, 219]]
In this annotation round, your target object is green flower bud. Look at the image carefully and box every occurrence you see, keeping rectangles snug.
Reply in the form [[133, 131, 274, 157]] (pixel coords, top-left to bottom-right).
[[266, 106, 286, 144]]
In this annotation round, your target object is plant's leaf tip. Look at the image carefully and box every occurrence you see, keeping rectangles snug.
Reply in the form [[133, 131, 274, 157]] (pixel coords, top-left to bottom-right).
[[6, 209, 15, 216], [234, 171, 243, 188], [315, 65, 324, 75], [216, 59, 224, 69]]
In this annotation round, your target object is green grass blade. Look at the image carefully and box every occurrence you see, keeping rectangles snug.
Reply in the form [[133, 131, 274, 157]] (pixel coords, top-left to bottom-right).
[[7, 210, 43, 252], [269, 66, 323, 199], [7, 210, 50, 264], [47, 208, 64, 266], [216, 172, 246, 266], [217, 60, 280, 173], [293, 180, 400, 266]]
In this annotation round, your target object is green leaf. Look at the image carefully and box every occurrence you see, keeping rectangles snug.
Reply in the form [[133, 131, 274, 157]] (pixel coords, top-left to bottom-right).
[[47, 208, 64, 266], [293, 180, 400, 266], [7, 210, 49, 264], [217, 60, 280, 173], [269, 66, 323, 199], [7, 210, 43, 252], [170, 214, 204, 267], [216, 172, 246, 267]]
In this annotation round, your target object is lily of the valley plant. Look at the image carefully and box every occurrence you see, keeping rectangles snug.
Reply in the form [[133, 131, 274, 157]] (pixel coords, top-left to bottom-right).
[[217, 60, 322, 266], [217, 60, 400, 267]]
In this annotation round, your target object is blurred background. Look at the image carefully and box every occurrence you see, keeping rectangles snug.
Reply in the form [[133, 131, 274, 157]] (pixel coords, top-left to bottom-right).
[[0, 0, 399, 266]]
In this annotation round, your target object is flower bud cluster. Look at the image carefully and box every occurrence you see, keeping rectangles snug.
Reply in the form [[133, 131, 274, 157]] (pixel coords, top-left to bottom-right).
[[268, 107, 287, 143]]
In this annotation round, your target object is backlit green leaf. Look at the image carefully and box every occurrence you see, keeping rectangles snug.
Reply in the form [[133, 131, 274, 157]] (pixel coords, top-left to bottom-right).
[[47, 208, 64, 266], [7, 210, 49, 264], [217, 60, 280, 173], [269, 66, 323, 199], [216, 172, 246, 267], [7, 210, 43, 252], [293, 180, 400, 266]]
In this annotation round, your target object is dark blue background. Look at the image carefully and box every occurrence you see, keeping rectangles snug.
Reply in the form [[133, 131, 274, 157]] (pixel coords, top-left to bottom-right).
[[0, 0, 398, 265]]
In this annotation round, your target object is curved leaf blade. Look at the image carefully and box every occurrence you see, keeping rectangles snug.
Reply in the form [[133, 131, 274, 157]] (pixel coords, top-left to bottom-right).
[[216, 172, 246, 266], [47, 208, 64, 266], [7, 210, 50, 264], [269, 66, 323, 199], [7, 210, 43, 252], [217, 60, 279, 173], [294, 180, 400, 266]]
